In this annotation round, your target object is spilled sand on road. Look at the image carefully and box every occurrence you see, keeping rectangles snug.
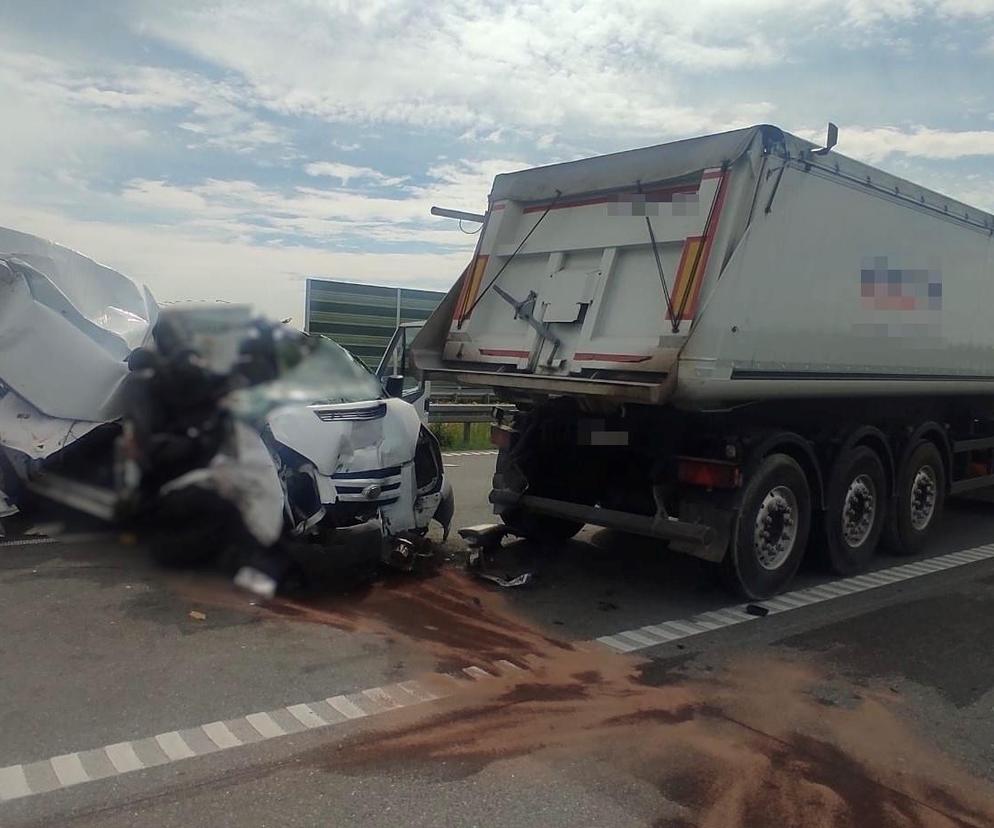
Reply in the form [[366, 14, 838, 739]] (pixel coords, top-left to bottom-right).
[[320, 651, 994, 827], [168, 565, 573, 669], [166, 566, 994, 826]]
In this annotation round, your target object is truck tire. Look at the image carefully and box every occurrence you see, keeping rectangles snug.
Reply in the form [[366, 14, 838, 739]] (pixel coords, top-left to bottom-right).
[[822, 446, 887, 575], [723, 453, 811, 599], [492, 447, 585, 542], [883, 441, 945, 556]]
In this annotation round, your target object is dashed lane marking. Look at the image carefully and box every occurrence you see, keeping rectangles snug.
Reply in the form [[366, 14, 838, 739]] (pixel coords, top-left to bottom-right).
[[154, 732, 195, 761], [4, 542, 994, 804], [0, 664, 520, 804], [0, 532, 119, 549], [0, 766, 30, 801], [104, 742, 144, 774], [201, 722, 242, 750], [440, 450, 498, 457], [48, 754, 89, 788], [595, 543, 994, 654], [245, 712, 285, 739]]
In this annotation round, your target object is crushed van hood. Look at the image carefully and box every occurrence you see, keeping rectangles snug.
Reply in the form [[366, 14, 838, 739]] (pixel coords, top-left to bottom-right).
[[0, 225, 158, 424]]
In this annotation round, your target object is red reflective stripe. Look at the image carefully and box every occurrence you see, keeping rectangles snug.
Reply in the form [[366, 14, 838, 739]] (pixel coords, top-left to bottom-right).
[[573, 352, 651, 363], [522, 184, 699, 214], [480, 348, 530, 358]]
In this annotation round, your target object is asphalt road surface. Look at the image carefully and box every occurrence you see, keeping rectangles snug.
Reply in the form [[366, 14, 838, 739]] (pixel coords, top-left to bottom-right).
[[4, 450, 994, 827]]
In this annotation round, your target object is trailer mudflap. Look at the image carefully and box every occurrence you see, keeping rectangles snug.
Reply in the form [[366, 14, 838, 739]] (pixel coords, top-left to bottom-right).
[[671, 496, 733, 562], [490, 489, 722, 561]]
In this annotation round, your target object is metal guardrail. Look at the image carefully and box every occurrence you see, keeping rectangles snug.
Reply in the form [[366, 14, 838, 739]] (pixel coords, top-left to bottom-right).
[[427, 403, 498, 424]]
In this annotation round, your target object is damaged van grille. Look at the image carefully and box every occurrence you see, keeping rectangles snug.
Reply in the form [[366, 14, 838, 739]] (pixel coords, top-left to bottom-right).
[[311, 402, 386, 421]]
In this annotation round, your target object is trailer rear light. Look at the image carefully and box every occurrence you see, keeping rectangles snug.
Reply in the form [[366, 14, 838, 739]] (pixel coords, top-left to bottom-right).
[[490, 425, 514, 449], [678, 457, 742, 489]]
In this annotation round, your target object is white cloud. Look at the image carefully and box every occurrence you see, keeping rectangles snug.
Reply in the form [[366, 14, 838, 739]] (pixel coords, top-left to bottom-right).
[[416, 158, 531, 209], [178, 103, 290, 153], [797, 125, 994, 162], [137, 2, 787, 140], [0, 40, 287, 156], [304, 162, 407, 186], [133, 0, 994, 147], [113, 156, 514, 250], [0, 48, 151, 192], [0, 202, 469, 324], [935, 0, 994, 14]]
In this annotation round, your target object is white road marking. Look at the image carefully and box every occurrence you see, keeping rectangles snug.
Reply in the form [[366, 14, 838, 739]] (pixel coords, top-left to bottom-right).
[[462, 666, 494, 680], [440, 450, 498, 457], [0, 537, 58, 548], [597, 543, 994, 653], [0, 532, 119, 549], [361, 687, 401, 710], [154, 731, 195, 761], [286, 704, 328, 729], [396, 680, 439, 702], [0, 667, 475, 804], [613, 629, 659, 647], [104, 742, 144, 774], [201, 722, 241, 750], [325, 694, 370, 720], [0, 765, 30, 801], [245, 712, 285, 739], [49, 754, 89, 787]]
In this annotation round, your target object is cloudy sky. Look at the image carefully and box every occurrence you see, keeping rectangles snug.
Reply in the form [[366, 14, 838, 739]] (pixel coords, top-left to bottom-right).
[[1, 0, 993, 323]]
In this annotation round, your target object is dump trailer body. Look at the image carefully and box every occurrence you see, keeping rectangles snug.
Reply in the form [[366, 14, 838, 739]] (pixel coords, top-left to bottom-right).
[[412, 125, 994, 600], [413, 125, 994, 407]]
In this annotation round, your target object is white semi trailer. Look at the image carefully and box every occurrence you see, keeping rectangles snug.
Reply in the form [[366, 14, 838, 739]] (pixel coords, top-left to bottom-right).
[[412, 125, 994, 598]]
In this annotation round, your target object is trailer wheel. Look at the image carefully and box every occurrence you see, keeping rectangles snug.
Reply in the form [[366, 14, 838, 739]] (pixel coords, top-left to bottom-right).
[[883, 441, 945, 556], [821, 446, 887, 575], [492, 447, 585, 542], [723, 453, 811, 599]]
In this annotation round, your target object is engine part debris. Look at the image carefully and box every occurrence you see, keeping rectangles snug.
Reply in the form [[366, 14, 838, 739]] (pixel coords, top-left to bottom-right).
[[474, 571, 533, 588]]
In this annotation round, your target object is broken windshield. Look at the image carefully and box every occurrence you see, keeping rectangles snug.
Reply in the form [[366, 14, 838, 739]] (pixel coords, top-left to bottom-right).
[[228, 333, 384, 422]]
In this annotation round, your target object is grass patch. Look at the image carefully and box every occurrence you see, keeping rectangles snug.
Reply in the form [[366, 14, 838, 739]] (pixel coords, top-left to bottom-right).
[[430, 421, 493, 451]]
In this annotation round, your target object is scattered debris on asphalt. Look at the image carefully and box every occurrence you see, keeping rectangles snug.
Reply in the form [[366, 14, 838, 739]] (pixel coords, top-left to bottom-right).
[[474, 571, 532, 588]]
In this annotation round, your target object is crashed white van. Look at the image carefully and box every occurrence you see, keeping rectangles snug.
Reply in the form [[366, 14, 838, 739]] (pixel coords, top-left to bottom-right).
[[0, 226, 452, 576]]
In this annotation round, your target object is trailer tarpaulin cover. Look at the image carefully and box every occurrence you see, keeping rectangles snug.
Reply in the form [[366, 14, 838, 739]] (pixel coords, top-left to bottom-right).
[[489, 126, 785, 203]]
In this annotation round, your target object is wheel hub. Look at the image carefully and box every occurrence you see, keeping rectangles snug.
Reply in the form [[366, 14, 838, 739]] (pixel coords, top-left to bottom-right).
[[841, 473, 876, 548], [753, 485, 798, 570], [910, 465, 937, 531]]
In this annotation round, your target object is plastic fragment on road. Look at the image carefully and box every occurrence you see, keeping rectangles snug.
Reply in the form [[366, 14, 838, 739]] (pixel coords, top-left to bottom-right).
[[474, 571, 533, 588], [188, 610, 207, 621], [233, 566, 278, 600]]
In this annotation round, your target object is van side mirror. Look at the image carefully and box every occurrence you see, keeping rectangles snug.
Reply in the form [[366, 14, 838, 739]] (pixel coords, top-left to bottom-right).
[[384, 375, 404, 397]]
